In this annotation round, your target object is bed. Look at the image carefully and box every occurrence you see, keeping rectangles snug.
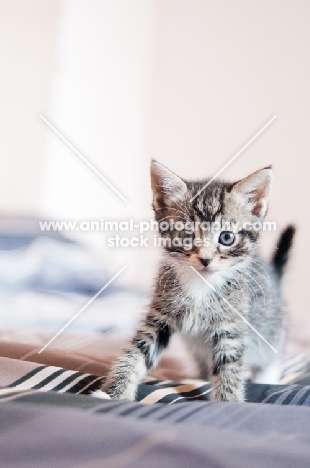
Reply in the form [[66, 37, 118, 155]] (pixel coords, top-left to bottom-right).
[[1, 216, 310, 467]]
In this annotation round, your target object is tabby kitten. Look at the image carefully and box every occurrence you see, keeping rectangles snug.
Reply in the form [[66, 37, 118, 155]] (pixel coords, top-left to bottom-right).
[[100, 160, 295, 402]]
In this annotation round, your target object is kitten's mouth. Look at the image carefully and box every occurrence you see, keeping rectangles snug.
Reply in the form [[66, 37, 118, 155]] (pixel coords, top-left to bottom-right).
[[196, 265, 215, 275]]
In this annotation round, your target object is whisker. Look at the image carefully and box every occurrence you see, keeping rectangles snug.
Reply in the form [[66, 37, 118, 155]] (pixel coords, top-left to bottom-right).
[[240, 269, 266, 306], [248, 263, 277, 298], [236, 269, 257, 307], [154, 207, 189, 219]]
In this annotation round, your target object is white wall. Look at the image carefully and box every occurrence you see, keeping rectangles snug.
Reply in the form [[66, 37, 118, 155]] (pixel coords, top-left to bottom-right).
[[151, 0, 310, 325], [0, 0, 59, 214], [40, 0, 156, 286]]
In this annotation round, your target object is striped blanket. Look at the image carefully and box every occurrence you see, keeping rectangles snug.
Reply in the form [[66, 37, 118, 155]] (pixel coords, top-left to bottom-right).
[[1, 347, 310, 406]]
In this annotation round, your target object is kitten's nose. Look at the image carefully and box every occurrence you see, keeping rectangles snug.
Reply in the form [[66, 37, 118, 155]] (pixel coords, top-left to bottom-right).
[[199, 258, 211, 267]]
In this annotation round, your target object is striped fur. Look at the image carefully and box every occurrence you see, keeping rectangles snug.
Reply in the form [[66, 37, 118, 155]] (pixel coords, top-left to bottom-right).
[[102, 161, 295, 402]]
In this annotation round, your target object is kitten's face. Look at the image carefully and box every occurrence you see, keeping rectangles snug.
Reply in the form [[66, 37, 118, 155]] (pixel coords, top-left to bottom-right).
[[151, 160, 272, 277]]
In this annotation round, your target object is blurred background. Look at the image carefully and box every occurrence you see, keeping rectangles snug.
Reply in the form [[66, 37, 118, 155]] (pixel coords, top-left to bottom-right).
[[0, 0, 309, 348]]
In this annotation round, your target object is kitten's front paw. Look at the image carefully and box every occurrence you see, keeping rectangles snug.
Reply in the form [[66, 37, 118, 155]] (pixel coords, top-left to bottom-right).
[[91, 390, 111, 400], [211, 388, 244, 402], [101, 379, 137, 401]]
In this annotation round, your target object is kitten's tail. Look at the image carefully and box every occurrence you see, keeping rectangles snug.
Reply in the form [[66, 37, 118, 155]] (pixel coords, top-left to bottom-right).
[[272, 225, 296, 277]]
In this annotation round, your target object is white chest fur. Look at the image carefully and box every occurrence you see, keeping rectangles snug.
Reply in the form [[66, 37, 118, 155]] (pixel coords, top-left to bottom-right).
[[173, 264, 237, 336]]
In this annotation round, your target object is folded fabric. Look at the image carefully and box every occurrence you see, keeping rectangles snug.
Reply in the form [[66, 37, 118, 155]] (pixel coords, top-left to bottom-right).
[[1, 396, 310, 468], [1, 354, 310, 406]]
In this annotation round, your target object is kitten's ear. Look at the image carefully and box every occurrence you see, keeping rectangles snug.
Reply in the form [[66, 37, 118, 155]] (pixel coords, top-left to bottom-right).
[[150, 159, 187, 208], [232, 166, 273, 217]]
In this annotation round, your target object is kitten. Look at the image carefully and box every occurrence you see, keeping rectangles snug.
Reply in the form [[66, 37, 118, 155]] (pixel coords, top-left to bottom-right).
[[101, 160, 295, 402]]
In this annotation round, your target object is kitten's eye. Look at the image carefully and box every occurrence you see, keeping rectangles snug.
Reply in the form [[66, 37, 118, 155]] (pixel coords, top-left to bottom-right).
[[219, 231, 235, 246]]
